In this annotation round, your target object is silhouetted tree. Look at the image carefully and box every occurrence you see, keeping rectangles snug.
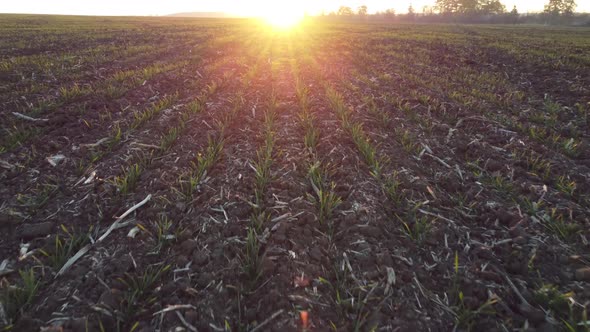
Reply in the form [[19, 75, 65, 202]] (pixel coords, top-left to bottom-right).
[[510, 5, 519, 23], [480, 0, 506, 14], [544, 0, 576, 16], [436, 0, 506, 14], [357, 5, 368, 16], [423, 6, 435, 15], [461, 0, 480, 14], [436, 0, 461, 14], [337, 6, 354, 15], [384, 8, 396, 20], [544, 0, 576, 24], [405, 4, 416, 20]]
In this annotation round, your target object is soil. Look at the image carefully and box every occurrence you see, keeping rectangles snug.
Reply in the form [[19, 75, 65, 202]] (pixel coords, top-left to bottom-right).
[[1, 15, 589, 332]]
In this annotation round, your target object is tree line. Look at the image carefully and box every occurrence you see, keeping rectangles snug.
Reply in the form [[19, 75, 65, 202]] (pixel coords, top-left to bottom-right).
[[321, 0, 585, 25]]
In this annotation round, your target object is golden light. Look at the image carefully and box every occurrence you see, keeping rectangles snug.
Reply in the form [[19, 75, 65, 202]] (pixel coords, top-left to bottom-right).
[[258, 3, 304, 29]]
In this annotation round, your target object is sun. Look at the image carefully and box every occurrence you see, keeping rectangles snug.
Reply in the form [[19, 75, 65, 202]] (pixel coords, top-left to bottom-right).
[[263, 12, 303, 28], [259, 4, 304, 29]]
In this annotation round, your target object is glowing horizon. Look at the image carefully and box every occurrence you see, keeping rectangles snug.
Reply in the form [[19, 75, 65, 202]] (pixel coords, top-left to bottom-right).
[[1, 0, 588, 17]]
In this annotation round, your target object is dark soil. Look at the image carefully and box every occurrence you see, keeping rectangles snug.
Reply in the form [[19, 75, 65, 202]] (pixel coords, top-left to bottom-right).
[[1, 15, 589, 332]]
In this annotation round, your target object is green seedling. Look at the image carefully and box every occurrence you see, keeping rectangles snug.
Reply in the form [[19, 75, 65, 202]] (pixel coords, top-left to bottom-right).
[[561, 138, 580, 158], [318, 262, 350, 310], [131, 94, 177, 129], [194, 134, 225, 181], [519, 197, 544, 216], [556, 175, 576, 197], [250, 211, 270, 234], [187, 100, 202, 113], [539, 208, 580, 241], [318, 260, 380, 330], [2, 125, 41, 151], [251, 132, 275, 195], [113, 164, 142, 196], [523, 152, 552, 179], [59, 84, 87, 102], [16, 181, 58, 214], [159, 126, 179, 152], [453, 292, 498, 331], [296, 83, 310, 111], [348, 123, 384, 178], [99, 112, 113, 123], [398, 130, 418, 155], [299, 107, 313, 125], [533, 284, 571, 314], [563, 302, 589, 332], [528, 126, 547, 142], [105, 84, 126, 99], [112, 70, 134, 82], [383, 172, 402, 204], [398, 100, 412, 114], [325, 87, 349, 121], [135, 150, 154, 168], [304, 124, 320, 152], [543, 98, 562, 114], [366, 96, 390, 127], [177, 171, 200, 200], [137, 215, 175, 253], [266, 92, 278, 115], [206, 81, 218, 95], [40, 225, 89, 270], [0, 268, 40, 325], [447, 251, 497, 330], [307, 161, 329, 191], [131, 108, 155, 129], [242, 228, 264, 288], [399, 214, 431, 244], [532, 285, 590, 331], [116, 264, 171, 326], [299, 101, 319, 151], [486, 174, 513, 194], [307, 181, 342, 226]]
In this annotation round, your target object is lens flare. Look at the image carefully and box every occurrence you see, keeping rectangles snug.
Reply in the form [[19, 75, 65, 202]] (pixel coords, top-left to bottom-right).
[[260, 4, 304, 29]]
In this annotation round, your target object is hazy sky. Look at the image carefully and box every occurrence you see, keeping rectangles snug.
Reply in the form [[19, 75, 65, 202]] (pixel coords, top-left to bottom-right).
[[1, 0, 588, 16]]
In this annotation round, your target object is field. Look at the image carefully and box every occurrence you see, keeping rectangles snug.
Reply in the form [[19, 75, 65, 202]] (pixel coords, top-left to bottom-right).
[[1, 14, 590, 331]]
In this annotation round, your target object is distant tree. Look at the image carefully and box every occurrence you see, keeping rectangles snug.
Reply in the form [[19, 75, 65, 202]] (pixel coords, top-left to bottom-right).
[[384, 8, 396, 19], [436, 0, 461, 14], [407, 4, 416, 18], [423, 6, 435, 15], [357, 5, 368, 16], [461, 0, 480, 14], [337, 6, 354, 16], [510, 5, 519, 23], [544, 0, 576, 16], [480, 0, 506, 14], [436, 0, 507, 14]]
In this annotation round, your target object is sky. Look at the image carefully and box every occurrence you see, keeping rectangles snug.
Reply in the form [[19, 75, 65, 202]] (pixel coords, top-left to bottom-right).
[[1, 0, 588, 16]]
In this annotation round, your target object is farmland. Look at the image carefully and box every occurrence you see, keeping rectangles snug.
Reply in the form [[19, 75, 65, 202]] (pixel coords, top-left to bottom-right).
[[1, 14, 590, 331]]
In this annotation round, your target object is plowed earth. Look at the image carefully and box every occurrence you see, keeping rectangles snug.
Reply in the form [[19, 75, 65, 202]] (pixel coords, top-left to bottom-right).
[[1, 15, 590, 332]]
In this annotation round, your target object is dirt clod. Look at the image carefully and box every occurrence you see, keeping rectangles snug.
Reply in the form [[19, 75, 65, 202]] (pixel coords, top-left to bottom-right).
[[18, 222, 54, 240], [192, 251, 209, 266], [575, 267, 590, 281], [180, 239, 199, 253], [99, 289, 122, 309]]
